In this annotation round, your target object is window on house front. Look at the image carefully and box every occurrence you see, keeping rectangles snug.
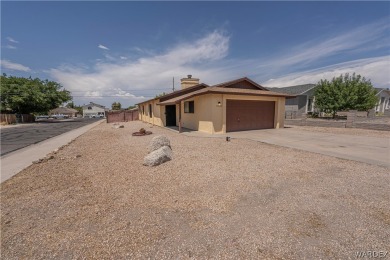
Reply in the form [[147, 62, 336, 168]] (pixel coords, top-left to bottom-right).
[[149, 104, 152, 118], [142, 106, 145, 114], [88, 106, 92, 110], [184, 101, 194, 113]]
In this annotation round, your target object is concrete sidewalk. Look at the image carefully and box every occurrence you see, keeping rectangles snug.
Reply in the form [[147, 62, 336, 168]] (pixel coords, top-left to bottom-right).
[[1, 120, 104, 183], [180, 127, 390, 168]]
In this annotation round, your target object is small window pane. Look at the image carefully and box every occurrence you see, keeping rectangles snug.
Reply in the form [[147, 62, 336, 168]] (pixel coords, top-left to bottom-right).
[[184, 101, 194, 113]]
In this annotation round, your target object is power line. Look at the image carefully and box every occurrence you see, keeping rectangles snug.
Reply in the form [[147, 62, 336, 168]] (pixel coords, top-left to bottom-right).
[[0, 84, 171, 92], [1, 94, 156, 98]]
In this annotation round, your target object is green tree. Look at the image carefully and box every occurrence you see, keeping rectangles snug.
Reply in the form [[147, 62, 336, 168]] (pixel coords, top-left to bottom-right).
[[0, 74, 72, 114], [128, 105, 137, 110], [74, 106, 83, 115], [155, 92, 167, 98], [314, 73, 378, 118], [111, 102, 122, 110], [66, 102, 75, 108], [66, 102, 83, 115]]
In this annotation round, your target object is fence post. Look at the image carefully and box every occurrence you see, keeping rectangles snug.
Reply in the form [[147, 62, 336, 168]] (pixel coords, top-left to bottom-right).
[[367, 108, 375, 118], [301, 113, 307, 126], [346, 110, 357, 128]]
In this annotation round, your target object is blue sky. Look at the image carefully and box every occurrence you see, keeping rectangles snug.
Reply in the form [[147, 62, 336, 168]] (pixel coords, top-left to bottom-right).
[[1, 1, 389, 107]]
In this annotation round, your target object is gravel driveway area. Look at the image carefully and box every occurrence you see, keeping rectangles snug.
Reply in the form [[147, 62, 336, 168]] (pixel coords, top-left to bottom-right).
[[1, 121, 389, 259]]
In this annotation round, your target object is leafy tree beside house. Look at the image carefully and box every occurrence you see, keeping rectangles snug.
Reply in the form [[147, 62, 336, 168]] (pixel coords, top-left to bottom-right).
[[66, 102, 83, 115], [314, 73, 378, 118], [111, 102, 122, 110], [0, 74, 72, 114], [155, 92, 167, 98]]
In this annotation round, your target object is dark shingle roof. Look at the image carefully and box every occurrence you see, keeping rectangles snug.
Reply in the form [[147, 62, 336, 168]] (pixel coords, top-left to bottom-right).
[[266, 84, 316, 95], [82, 102, 106, 109], [158, 86, 295, 105], [49, 107, 78, 114], [140, 77, 295, 106], [211, 77, 268, 90]]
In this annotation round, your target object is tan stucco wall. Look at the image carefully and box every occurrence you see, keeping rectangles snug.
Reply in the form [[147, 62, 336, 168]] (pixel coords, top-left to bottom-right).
[[139, 94, 286, 134], [180, 95, 214, 133], [179, 94, 285, 134], [139, 100, 164, 127]]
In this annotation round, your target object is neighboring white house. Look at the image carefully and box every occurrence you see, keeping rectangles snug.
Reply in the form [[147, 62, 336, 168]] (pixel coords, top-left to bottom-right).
[[375, 88, 390, 114], [82, 102, 107, 118]]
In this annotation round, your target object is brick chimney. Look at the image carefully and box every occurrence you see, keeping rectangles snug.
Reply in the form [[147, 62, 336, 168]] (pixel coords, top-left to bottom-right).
[[180, 74, 199, 89]]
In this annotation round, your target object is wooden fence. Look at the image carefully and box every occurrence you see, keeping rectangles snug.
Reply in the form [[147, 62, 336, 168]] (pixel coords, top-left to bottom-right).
[[0, 114, 35, 124], [106, 110, 139, 123]]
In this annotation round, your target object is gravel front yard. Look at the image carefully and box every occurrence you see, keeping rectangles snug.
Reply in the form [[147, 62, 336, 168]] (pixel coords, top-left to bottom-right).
[[1, 121, 389, 259]]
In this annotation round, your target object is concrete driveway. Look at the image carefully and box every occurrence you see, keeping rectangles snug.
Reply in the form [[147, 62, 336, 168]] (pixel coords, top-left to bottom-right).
[[181, 127, 390, 168]]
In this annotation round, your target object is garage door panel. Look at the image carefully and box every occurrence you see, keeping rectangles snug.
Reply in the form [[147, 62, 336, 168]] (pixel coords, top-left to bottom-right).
[[226, 100, 275, 132]]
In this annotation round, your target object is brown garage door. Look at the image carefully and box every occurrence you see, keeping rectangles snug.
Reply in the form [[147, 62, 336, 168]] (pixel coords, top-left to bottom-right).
[[226, 100, 275, 132]]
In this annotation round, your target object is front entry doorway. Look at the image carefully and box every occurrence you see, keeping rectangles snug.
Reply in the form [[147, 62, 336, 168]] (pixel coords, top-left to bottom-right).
[[165, 105, 176, 126]]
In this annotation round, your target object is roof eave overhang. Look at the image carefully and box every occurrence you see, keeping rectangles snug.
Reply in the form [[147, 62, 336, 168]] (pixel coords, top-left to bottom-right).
[[158, 91, 296, 105], [208, 90, 296, 98], [298, 86, 317, 95]]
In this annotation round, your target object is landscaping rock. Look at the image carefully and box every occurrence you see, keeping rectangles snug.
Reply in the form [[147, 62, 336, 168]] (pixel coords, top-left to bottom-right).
[[143, 146, 172, 166], [112, 124, 124, 129], [148, 135, 171, 152]]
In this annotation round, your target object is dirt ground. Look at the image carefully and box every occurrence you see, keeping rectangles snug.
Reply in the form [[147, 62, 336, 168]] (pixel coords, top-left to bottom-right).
[[1, 121, 389, 259], [288, 125, 390, 138]]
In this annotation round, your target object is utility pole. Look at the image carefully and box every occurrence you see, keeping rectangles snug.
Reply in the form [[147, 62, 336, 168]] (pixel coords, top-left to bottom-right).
[[172, 77, 175, 92]]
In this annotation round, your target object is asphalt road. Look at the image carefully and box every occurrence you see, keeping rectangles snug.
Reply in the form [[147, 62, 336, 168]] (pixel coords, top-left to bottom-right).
[[1, 118, 102, 156]]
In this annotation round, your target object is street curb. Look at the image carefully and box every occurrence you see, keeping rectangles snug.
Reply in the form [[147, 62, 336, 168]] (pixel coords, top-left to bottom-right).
[[0, 120, 104, 183]]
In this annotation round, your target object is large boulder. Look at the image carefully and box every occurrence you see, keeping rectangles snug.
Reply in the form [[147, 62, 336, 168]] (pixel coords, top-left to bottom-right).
[[148, 135, 171, 152], [143, 146, 172, 166]]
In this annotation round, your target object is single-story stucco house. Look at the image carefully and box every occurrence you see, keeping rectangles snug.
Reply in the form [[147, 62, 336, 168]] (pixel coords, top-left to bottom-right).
[[267, 84, 317, 118], [137, 75, 294, 134], [82, 102, 107, 118]]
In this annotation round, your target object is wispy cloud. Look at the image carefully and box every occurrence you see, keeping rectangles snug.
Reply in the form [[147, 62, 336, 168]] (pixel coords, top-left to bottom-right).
[[261, 18, 389, 71], [98, 44, 109, 50], [51, 30, 230, 105], [0, 60, 31, 72], [50, 19, 390, 106], [5, 45, 17, 49], [3, 36, 19, 50], [263, 56, 390, 88], [6, 37, 19, 44]]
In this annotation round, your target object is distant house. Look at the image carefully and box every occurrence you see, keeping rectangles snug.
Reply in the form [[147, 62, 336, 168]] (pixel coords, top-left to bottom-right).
[[82, 102, 107, 118], [375, 88, 390, 114], [267, 84, 316, 118], [49, 107, 78, 118]]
